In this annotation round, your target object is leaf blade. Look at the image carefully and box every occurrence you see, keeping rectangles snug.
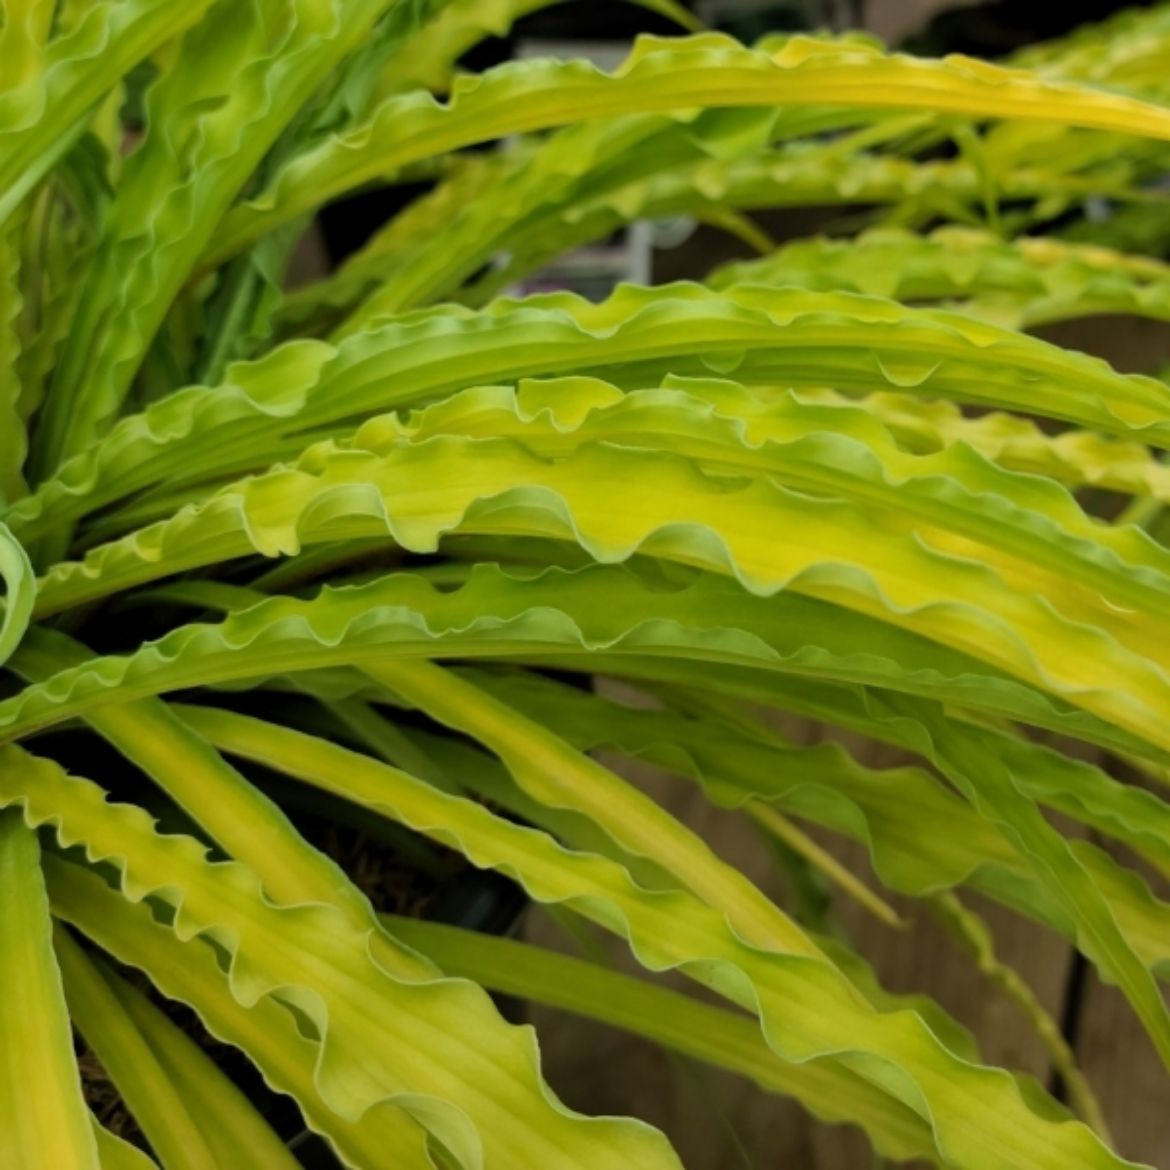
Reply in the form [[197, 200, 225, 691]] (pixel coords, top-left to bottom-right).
[[0, 808, 99, 1170]]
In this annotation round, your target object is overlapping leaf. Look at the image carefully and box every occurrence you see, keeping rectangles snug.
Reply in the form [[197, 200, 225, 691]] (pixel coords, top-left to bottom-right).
[[14, 284, 1170, 549], [206, 32, 1170, 263], [162, 703, 1140, 1170], [711, 226, 1170, 328], [0, 746, 682, 1170], [31, 0, 401, 481]]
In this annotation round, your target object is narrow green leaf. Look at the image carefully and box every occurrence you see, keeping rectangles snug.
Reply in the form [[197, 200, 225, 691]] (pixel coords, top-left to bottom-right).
[[57, 929, 223, 1170], [383, 915, 940, 1164], [251, 661, 1170, 976], [56, 928, 301, 1170], [0, 521, 32, 666], [0, 808, 99, 1169], [711, 226, 1170, 329], [370, 657, 816, 955], [16, 283, 1170, 547], [463, 666, 1170, 885], [92, 1122, 160, 1170], [25, 412, 1170, 768], [13, 626, 390, 947], [0, 561, 1142, 774], [931, 893, 1109, 1139], [207, 33, 1170, 262], [56, 874, 438, 1170]]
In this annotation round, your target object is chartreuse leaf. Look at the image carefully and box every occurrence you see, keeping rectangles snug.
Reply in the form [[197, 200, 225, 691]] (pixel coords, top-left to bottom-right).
[[344, 695, 885, 926], [407, 884, 1057, 1132], [11, 2, 1170, 1165], [207, 33, 1170, 263], [362, 669, 910, 920], [66, 370, 1170, 619], [165, 703, 1141, 1170], [14, 626, 460, 997], [353, 376, 1170, 594], [0, 560, 1148, 780], [0, 745, 683, 1170], [674, 145, 1160, 232], [795, 386, 1170, 506], [0, 808, 99, 1169], [57, 876, 438, 1170], [382, 914, 940, 1163], [92, 1124, 160, 1170], [55, 858, 440, 1170], [355, 0, 1170, 283], [11, 558, 1170, 956], [284, 144, 1146, 334], [232, 654, 1170, 975], [710, 225, 1170, 328], [24, 397, 1170, 763], [369, 657, 815, 955], [43, 555, 1170, 969], [890, 8, 1170, 210], [0, 521, 32, 666], [575, 661, 1170, 878], [329, 119, 698, 325], [331, 699, 684, 892], [14, 281, 1170, 549], [48, 818, 938, 1165], [447, 665, 1170, 883], [873, 693, 1170, 1063], [12, 625, 401, 953], [54, 927, 300, 1170], [620, 660, 1170, 968], [317, 55, 1170, 333], [449, 154, 1170, 314], [19, 625, 490, 1019], [317, 100, 918, 328], [367, 655, 1170, 1070], [581, 653, 1170, 977]]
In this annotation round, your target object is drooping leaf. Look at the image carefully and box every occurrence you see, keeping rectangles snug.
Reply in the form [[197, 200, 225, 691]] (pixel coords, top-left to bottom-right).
[[0, 745, 685, 1170], [164, 704, 1141, 1170], [383, 914, 940, 1164], [207, 33, 1170, 263]]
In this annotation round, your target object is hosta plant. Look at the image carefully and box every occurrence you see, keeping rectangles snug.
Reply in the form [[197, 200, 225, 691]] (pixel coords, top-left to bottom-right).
[[6, 1, 1170, 1167]]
